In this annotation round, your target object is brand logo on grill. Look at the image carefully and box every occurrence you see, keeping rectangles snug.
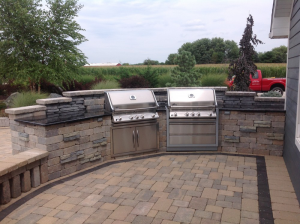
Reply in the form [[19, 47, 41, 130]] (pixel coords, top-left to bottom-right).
[[188, 94, 195, 98], [129, 95, 136, 100]]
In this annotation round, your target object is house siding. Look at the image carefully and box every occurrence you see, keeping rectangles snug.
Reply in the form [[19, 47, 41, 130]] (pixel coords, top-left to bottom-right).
[[284, 0, 300, 203]]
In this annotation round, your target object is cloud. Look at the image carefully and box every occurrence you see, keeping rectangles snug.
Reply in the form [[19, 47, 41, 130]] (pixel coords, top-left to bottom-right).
[[182, 19, 206, 31], [213, 18, 225, 22]]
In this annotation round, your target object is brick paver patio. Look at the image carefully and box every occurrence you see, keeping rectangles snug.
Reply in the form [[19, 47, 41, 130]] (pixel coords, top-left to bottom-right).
[[0, 129, 300, 223]]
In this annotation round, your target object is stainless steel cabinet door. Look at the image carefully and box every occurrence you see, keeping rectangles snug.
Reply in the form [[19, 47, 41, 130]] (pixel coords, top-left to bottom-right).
[[112, 127, 136, 155], [136, 124, 157, 152]]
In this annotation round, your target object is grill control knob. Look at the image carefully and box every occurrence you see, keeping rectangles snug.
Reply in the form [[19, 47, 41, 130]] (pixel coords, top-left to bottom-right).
[[210, 113, 212, 117], [197, 112, 200, 116], [152, 114, 155, 118], [191, 112, 195, 116], [174, 112, 177, 117], [130, 116, 133, 120], [135, 115, 139, 119], [119, 117, 122, 121], [141, 115, 144, 119], [185, 112, 189, 116]]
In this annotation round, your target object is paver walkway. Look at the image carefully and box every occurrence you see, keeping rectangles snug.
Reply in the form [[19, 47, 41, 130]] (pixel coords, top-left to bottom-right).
[[1, 153, 300, 224], [0, 127, 13, 159], [0, 128, 300, 224]]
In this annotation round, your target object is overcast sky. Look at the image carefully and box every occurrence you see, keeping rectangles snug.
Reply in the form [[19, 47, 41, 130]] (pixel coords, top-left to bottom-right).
[[76, 0, 288, 64]]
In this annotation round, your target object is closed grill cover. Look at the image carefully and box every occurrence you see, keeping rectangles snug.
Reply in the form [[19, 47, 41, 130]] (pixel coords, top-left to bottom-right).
[[106, 90, 158, 111], [168, 89, 215, 107]]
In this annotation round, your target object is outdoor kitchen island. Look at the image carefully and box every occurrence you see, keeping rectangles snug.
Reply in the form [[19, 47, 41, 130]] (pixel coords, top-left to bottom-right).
[[4, 87, 286, 186]]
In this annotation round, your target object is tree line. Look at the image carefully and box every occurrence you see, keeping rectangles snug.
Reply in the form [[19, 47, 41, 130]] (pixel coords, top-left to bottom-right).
[[140, 38, 287, 65]]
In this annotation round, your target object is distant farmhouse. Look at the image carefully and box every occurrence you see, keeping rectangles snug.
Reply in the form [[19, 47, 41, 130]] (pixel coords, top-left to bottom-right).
[[84, 63, 121, 67]]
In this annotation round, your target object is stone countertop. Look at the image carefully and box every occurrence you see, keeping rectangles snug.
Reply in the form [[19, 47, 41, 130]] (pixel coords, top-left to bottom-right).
[[15, 111, 112, 126]]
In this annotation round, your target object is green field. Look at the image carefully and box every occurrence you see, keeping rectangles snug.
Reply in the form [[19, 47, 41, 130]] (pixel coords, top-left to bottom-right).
[[80, 63, 287, 80]]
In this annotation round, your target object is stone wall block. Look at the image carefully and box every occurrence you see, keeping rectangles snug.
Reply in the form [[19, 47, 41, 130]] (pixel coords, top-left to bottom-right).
[[38, 135, 63, 145], [40, 163, 49, 184], [246, 114, 263, 121], [21, 171, 31, 192], [10, 175, 21, 198], [229, 114, 245, 120], [0, 180, 11, 204], [64, 134, 80, 142], [63, 145, 80, 155], [240, 137, 256, 143], [31, 166, 41, 188], [224, 136, 240, 143], [257, 138, 273, 145], [224, 125, 239, 131], [253, 149, 270, 155], [58, 126, 75, 135], [48, 164, 62, 174], [266, 133, 284, 140], [18, 132, 29, 142], [48, 171, 61, 181], [221, 119, 237, 125], [80, 129, 94, 137], [254, 121, 271, 128], [75, 123, 90, 132], [272, 122, 285, 128], [240, 126, 257, 133], [48, 149, 63, 159]]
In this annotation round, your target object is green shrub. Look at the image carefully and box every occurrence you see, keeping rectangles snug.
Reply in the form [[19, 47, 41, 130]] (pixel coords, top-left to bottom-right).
[[140, 65, 159, 88], [261, 91, 282, 97], [119, 75, 150, 88], [75, 75, 96, 85], [201, 74, 228, 87], [158, 74, 173, 87], [0, 102, 6, 110], [11, 92, 48, 108], [92, 80, 120, 90]]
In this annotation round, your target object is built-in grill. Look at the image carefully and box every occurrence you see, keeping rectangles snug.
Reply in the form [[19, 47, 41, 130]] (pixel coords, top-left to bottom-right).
[[105, 90, 159, 157], [167, 88, 218, 151]]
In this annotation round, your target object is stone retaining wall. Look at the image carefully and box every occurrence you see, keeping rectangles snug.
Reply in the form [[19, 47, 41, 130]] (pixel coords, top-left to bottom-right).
[[0, 117, 9, 127], [218, 111, 285, 156]]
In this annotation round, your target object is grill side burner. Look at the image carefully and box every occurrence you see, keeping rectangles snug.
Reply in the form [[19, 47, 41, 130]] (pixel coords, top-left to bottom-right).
[[105, 90, 159, 157], [167, 89, 218, 151]]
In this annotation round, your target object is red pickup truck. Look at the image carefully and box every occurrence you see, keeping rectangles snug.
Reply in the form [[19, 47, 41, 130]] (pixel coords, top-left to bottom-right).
[[228, 70, 286, 94]]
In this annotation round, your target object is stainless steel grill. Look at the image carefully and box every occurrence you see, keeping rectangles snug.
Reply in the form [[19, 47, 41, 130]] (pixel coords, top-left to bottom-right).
[[105, 90, 159, 157], [166, 88, 218, 151]]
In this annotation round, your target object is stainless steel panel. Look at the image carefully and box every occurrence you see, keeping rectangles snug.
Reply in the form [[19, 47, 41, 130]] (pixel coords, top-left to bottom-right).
[[169, 118, 216, 123], [112, 127, 136, 155], [168, 89, 216, 107], [169, 124, 216, 134], [169, 135, 216, 145], [106, 90, 158, 111], [136, 124, 157, 152]]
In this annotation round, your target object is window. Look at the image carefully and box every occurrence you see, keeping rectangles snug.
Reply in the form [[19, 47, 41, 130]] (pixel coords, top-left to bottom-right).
[[295, 58, 300, 151], [251, 71, 259, 79]]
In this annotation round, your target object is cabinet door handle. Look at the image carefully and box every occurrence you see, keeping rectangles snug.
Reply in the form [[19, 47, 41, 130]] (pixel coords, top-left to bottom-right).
[[133, 130, 135, 147], [137, 129, 139, 147]]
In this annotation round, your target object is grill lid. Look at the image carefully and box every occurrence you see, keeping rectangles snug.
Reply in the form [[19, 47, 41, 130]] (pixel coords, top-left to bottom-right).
[[168, 89, 216, 108], [106, 90, 158, 111]]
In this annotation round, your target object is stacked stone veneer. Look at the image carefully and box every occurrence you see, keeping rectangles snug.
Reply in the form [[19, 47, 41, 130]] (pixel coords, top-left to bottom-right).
[[5, 88, 286, 182], [218, 111, 285, 156]]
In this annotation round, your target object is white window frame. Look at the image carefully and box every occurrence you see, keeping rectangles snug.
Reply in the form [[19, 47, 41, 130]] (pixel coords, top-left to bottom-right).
[[295, 57, 300, 151]]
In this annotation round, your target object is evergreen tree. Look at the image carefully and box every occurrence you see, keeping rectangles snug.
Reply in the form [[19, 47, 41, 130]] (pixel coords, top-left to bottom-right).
[[228, 15, 263, 91], [0, 0, 87, 92], [167, 51, 199, 87]]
